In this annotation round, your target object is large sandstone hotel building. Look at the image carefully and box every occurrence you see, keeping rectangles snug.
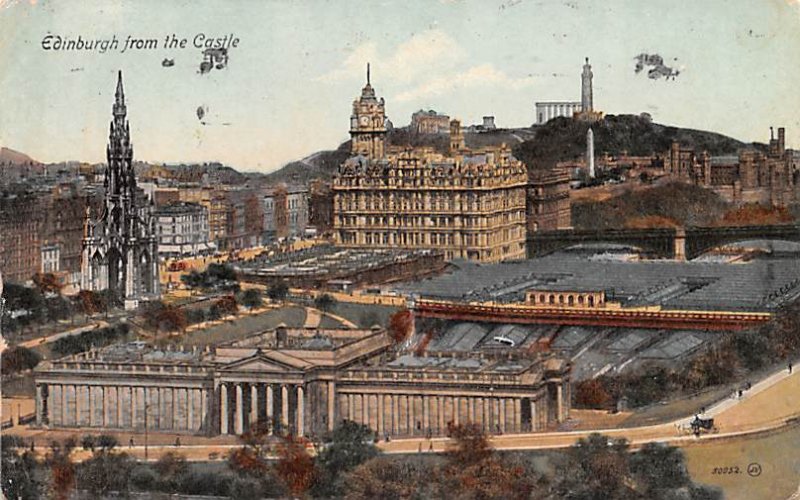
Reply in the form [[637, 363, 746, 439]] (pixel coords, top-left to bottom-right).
[[333, 67, 528, 262], [33, 326, 570, 438]]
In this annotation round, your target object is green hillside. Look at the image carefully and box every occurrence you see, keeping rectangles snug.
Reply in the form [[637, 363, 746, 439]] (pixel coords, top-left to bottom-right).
[[514, 114, 746, 170]]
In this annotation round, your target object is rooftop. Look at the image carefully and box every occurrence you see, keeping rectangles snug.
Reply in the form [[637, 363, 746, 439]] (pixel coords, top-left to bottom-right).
[[393, 252, 800, 312]]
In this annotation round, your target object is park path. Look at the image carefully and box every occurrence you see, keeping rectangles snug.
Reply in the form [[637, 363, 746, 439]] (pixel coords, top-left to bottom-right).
[[17, 320, 109, 349], [302, 306, 358, 329]]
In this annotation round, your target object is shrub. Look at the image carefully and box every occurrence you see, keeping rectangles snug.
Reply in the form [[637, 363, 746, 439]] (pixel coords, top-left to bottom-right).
[[1, 346, 42, 375]]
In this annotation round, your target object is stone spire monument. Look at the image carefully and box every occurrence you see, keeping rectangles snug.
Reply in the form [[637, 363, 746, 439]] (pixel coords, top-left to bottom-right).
[[577, 58, 603, 122], [581, 57, 593, 113], [81, 71, 160, 310]]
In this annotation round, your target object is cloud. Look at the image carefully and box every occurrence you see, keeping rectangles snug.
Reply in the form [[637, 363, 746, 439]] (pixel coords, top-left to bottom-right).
[[316, 29, 464, 83], [394, 63, 535, 102], [316, 41, 378, 83]]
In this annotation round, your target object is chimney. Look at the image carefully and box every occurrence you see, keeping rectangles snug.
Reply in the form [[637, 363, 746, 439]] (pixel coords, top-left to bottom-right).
[[778, 127, 786, 154]]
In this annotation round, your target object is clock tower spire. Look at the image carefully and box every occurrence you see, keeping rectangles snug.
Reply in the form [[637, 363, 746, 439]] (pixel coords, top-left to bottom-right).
[[349, 63, 387, 160]]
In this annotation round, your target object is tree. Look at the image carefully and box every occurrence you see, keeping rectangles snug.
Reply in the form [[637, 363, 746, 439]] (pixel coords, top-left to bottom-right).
[[154, 452, 190, 492], [74, 290, 105, 319], [575, 378, 613, 409], [273, 435, 317, 498], [216, 295, 239, 316], [630, 442, 692, 495], [315, 421, 379, 496], [1, 346, 42, 375], [33, 272, 63, 296], [227, 419, 285, 497], [439, 423, 545, 499], [267, 282, 289, 302], [314, 293, 337, 313], [2, 436, 41, 500], [76, 448, 135, 497], [157, 304, 188, 334], [551, 433, 635, 500], [345, 456, 431, 500], [45, 296, 73, 322], [388, 308, 413, 343], [240, 288, 263, 311], [81, 434, 97, 452], [46, 440, 76, 500], [96, 434, 118, 451], [444, 423, 493, 467]]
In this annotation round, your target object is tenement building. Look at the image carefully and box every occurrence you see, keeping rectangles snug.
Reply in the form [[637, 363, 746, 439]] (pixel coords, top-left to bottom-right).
[[263, 185, 309, 241], [154, 202, 216, 258], [667, 127, 798, 205], [81, 71, 160, 309], [333, 67, 528, 262], [33, 326, 571, 437], [527, 167, 572, 233]]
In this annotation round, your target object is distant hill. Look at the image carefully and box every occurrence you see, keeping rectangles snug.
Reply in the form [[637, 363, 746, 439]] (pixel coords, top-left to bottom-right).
[[514, 114, 747, 170], [265, 142, 352, 184], [0, 147, 39, 165], [265, 126, 537, 184]]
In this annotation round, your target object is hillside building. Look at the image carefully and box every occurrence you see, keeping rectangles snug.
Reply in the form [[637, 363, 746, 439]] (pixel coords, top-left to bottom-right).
[[667, 127, 798, 205], [411, 109, 451, 134]]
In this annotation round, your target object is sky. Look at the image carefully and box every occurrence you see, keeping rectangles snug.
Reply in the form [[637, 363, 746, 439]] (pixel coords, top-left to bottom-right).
[[1, 0, 799, 173]]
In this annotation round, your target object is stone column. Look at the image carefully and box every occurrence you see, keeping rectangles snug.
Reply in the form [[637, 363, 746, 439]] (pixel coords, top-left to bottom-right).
[[557, 384, 563, 423], [281, 385, 289, 429], [483, 398, 490, 432], [468, 397, 475, 424], [35, 384, 43, 426], [220, 384, 228, 435], [62, 385, 69, 426], [497, 398, 506, 432], [250, 384, 258, 425], [266, 385, 274, 432], [514, 399, 522, 433], [113, 385, 122, 428], [235, 384, 244, 435], [101, 386, 108, 426], [188, 389, 194, 431], [51, 385, 62, 426], [201, 389, 208, 433], [130, 387, 137, 429], [75, 385, 82, 427], [171, 388, 179, 430], [377, 395, 384, 437], [348, 394, 354, 421], [453, 397, 460, 427], [437, 396, 445, 432], [422, 396, 429, 432], [391, 395, 398, 435], [327, 382, 335, 431], [296, 386, 304, 437]]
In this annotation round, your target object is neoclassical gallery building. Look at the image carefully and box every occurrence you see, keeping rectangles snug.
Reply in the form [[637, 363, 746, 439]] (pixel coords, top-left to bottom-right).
[[33, 325, 571, 438]]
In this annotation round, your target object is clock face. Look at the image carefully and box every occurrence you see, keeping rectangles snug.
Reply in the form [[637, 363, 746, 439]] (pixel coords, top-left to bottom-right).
[[360, 116, 369, 126]]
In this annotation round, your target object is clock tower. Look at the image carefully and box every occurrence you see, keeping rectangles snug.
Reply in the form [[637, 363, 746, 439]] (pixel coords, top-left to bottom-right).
[[349, 63, 387, 160]]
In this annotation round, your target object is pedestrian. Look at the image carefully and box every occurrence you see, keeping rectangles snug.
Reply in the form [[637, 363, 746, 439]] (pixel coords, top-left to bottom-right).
[[700, 406, 705, 414], [418, 443, 422, 453], [429, 442, 434, 452], [790, 362, 793, 374], [738, 389, 743, 398], [129, 437, 134, 448], [175, 437, 181, 447]]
